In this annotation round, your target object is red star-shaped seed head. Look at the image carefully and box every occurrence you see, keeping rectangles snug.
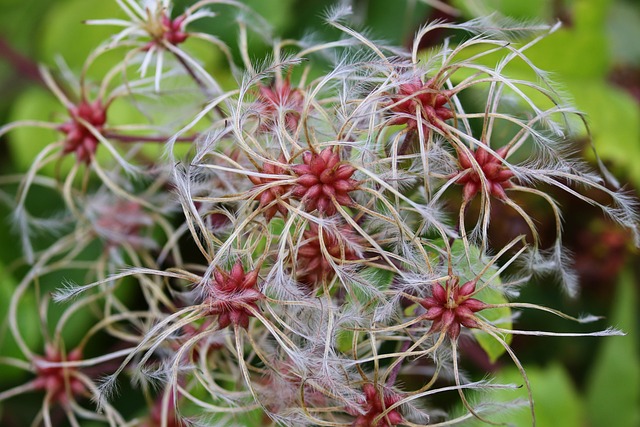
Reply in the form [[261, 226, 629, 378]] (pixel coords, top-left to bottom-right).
[[296, 223, 362, 287], [248, 157, 291, 222], [291, 148, 358, 216], [420, 278, 487, 340], [205, 262, 263, 330], [161, 13, 188, 45], [143, 12, 188, 50], [58, 100, 107, 163], [346, 383, 403, 427], [388, 77, 454, 135], [455, 145, 514, 201], [94, 200, 151, 248], [256, 79, 305, 132], [33, 345, 85, 405]]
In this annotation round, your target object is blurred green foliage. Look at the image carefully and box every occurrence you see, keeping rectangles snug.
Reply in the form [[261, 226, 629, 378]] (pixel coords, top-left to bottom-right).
[[586, 271, 640, 427]]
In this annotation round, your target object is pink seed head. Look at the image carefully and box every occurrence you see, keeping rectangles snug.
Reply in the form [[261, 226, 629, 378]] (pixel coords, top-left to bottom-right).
[[420, 278, 487, 339], [455, 146, 514, 201], [346, 383, 404, 427], [296, 222, 363, 287], [205, 262, 263, 330], [255, 79, 305, 132], [59, 100, 107, 163], [248, 156, 291, 221], [387, 77, 454, 137], [33, 345, 85, 405], [292, 148, 358, 216]]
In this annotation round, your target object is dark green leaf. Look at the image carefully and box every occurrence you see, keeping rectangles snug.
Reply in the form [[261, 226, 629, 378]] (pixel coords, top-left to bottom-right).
[[585, 269, 640, 427]]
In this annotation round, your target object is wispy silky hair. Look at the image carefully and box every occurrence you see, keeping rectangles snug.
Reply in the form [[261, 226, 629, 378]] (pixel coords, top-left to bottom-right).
[[521, 243, 580, 297], [322, 1, 354, 24]]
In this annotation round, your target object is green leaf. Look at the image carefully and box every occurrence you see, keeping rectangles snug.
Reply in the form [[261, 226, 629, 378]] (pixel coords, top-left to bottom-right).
[[471, 286, 512, 363], [453, 363, 585, 426], [585, 269, 640, 427], [449, 241, 512, 362], [243, 0, 296, 34], [7, 85, 62, 175], [452, 0, 551, 21], [0, 264, 42, 383], [607, 1, 640, 65], [452, 0, 611, 78], [424, 0, 640, 188], [252, 217, 285, 261], [336, 328, 355, 354], [360, 266, 394, 291], [38, 0, 123, 69], [336, 267, 394, 354], [365, 0, 430, 45], [565, 80, 640, 189], [0, 0, 56, 53]]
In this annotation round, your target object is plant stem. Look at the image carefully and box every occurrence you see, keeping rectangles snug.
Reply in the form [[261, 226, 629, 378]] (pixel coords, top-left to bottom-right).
[[104, 132, 197, 143], [386, 339, 412, 387], [398, 128, 416, 156], [0, 36, 44, 86]]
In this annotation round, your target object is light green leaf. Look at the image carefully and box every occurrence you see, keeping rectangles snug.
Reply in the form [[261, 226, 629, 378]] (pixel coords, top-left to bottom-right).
[[0, 0, 56, 53], [252, 217, 285, 261], [450, 241, 512, 362], [360, 266, 394, 291], [452, 0, 551, 21], [8, 85, 63, 175], [336, 267, 394, 354], [452, 0, 611, 78], [565, 80, 640, 188], [454, 363, 585, 426], [471, 286, 513, 363], [424, 0, 640, 187], [39, 0, 124, 68], [336, 328, 355, 354], [0, 264, 41, 383]]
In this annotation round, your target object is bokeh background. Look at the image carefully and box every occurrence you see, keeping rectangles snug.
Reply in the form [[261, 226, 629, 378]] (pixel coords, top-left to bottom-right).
[[0, 0, 638, 425]]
